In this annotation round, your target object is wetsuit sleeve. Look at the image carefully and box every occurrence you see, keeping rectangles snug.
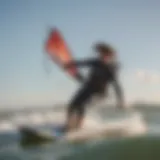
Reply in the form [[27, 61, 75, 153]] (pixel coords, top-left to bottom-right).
[[112, 80, 124, 108], [65, 59, 96, 68], [110, 64, 124, 109], [64, 59, 96, 83]]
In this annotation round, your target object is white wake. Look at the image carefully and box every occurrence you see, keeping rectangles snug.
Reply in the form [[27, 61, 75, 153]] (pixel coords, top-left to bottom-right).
[[0, 109, 147, 139]]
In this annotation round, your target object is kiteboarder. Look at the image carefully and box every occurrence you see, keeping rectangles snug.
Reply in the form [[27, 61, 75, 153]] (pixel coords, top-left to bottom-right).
[[64, 42, 125, 131]]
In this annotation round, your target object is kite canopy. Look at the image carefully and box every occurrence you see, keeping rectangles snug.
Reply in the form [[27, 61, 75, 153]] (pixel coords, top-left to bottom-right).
[[44, 28, 79, 78]]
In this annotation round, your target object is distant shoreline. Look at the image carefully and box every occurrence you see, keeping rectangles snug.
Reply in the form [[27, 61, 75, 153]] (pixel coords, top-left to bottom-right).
[[0, 103, 160, 113]]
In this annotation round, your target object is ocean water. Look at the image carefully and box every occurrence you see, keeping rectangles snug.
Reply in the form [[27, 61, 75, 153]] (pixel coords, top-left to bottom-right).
[[0, 105, 160, 160]]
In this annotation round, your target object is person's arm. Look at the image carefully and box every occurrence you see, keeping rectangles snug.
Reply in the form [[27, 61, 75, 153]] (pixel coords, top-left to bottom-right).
[[109, 63, 125, 109], [65, 59, 96, 68], [112, 80, 125, 109], [64, 59, 96, 83]]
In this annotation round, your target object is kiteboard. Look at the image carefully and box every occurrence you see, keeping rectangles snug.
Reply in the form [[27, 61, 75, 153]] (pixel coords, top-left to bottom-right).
[[19, 112, 147, 145], [45, 28, 82, 81], [19, 125, 65, 145]]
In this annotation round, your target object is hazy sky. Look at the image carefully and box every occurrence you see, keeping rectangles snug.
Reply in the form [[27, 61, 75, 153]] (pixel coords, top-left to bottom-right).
[[0, 0, 160, 108]]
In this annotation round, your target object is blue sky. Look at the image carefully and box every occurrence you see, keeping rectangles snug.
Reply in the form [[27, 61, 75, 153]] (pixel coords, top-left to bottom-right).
[[0, 0, 160, 108]]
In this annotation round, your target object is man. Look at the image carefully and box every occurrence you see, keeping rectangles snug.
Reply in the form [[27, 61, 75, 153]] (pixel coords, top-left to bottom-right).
[[64, 42, 125, 131]]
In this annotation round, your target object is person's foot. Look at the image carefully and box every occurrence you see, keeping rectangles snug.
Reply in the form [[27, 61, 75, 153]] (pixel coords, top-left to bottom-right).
[[59, 125, 67, 133]]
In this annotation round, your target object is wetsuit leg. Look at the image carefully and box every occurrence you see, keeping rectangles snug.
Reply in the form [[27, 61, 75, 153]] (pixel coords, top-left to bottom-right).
[[66, 86, 94, 130]]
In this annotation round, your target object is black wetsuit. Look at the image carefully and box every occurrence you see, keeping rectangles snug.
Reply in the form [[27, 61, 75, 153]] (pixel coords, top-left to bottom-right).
[[67, 58, 123, 118]]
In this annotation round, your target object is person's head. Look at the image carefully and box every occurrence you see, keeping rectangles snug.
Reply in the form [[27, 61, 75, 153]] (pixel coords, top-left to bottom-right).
[[93, 42, 116, 61]]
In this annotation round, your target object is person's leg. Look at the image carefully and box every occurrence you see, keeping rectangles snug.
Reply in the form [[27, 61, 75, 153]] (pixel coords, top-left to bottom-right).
[[65, 86, 93, 131], [66, 104, 85, 130]]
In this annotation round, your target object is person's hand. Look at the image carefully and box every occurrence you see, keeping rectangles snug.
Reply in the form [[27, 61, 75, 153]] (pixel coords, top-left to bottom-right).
[[63, 61, 75, 69], [63, 63, 70, 69]]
